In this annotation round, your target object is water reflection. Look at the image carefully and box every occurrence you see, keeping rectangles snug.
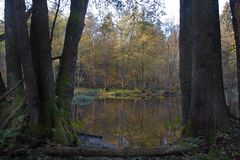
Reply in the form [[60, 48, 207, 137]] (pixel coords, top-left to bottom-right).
[[72, 97, 182, 147]]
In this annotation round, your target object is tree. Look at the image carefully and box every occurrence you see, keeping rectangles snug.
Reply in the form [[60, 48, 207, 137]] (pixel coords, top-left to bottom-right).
[[13, 0, 40, 125], [230, 0, 240, 111], [179, 0, 192, 125], [5, 0, 24, 105], [5, 0, 90, 146], [187, 0, 229, 136], [56, 0, 89, 132]]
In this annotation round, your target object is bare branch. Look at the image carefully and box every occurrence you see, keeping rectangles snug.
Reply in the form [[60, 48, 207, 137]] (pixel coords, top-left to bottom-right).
[[50, 0, 61, 45], [52, 56, 62, 61], [0, 79, 24, 103]]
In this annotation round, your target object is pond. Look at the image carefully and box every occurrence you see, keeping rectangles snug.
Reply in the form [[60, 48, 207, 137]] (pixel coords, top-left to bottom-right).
[[71, 97, 182, 147]]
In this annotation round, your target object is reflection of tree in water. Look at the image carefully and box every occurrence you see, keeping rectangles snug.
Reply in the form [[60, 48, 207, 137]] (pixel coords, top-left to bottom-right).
[[74, 97, 182, 147]]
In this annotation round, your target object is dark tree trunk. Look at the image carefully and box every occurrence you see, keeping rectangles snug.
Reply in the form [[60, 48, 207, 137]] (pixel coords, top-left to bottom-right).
[[1, 8, 31, 43], [56, 0, 89, 116], [179, 0, 193, 125], [30, 0, 56, 137], [5, 0, 24, 103], [13, 0, 40, 124], [0, 72, 6, 124], [0, 72, 6, 97], [188, 0, 230, 136], [55, 0, 89, 145], [230, 0, 240, 113], [30, 0, 78, 145]]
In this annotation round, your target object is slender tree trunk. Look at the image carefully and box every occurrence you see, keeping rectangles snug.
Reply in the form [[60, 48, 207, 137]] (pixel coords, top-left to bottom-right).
[[0, 72, 7, 124], [179, 0, 192, 125], [13, 0, 40, 124], [5, 0, 24, 103], [230, 0, 240, 113], [56, 0, 89, 132], [188, 0, 230, 136], [0, 72, 6, 98]]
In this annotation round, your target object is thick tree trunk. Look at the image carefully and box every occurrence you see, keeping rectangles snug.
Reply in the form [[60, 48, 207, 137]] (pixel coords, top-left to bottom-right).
[[230, 0, 240, 113], [5, 0, 24, 103], [188, 0, 230, 136], [13, 0, 40, 124], [56, 0, 89, 117], [30, 0, 78, 145], [30, 0, 56, 137], [55, 0, 89, 145], [179, 0, 192, 125], [1, 8, 31, 43]]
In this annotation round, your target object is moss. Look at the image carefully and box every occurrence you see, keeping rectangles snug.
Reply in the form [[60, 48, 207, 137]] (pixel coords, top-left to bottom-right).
[[27, 124, 51, 139], [52, 125, 68, 145], [11, 95, 24, 109], [51, 106, 78, 146]]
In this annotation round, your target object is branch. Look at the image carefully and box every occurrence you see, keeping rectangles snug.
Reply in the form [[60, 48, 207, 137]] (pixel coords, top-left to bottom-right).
[[52, 56, 62, 61], [0, 79, 24, 103], [1, 96, 25, 129], [50, 0, 61, 45]]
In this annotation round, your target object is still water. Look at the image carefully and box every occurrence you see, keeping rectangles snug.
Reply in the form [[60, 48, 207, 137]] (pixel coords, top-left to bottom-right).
[[72, 97, 182, 147]]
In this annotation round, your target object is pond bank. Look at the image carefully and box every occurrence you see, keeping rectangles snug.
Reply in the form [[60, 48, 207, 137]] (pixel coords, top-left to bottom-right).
[[73, 88, 179, 105]]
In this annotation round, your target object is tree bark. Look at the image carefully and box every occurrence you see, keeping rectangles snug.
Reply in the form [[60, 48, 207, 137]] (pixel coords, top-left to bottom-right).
[[55, 0, 89, 145], [5, 0, 24, 103], [179, 0, 192, 125], [230, 0, 240, 113], [29, 0, 79, 145], [56, 0, 89, 117], [13, 0, 40, 124], [188, 0, 230, 136], [30, 0, 56, 137], [0, 8, 31, 42]]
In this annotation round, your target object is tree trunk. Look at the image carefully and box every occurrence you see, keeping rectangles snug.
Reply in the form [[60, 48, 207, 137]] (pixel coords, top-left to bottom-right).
[[13, 0, 40, 125], [30, 0, 79, 145], [0, 72, 7, 125], [55, 0, 89, 145], [230, 0, 240, 113], [56, 0, 89, 116], [30, 0, 56, 137], [179, 0, 193, 126], [188, 0, 230, 136], [0, 72, 6, 98], [5, 0, 24, 104]]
